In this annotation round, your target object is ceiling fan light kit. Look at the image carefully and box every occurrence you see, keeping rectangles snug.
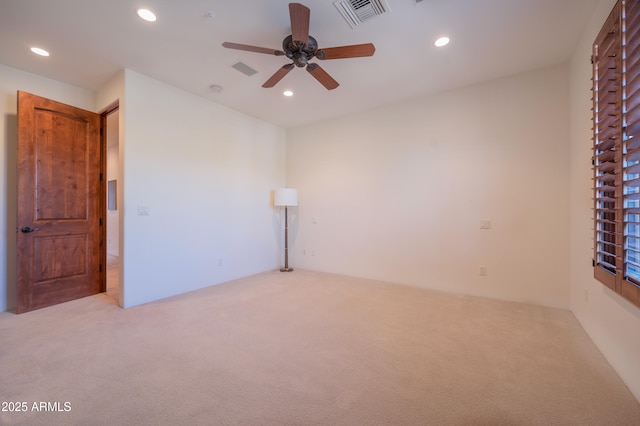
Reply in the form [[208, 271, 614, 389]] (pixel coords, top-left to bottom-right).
[[222, 2, 375, 90]]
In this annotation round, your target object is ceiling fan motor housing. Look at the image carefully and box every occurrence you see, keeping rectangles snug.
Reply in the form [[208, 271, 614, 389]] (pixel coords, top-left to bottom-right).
[[283, 34, 318, 67]]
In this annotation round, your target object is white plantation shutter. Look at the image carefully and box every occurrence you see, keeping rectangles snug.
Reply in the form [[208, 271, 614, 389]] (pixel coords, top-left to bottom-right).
[[593, 0, 640, 308]]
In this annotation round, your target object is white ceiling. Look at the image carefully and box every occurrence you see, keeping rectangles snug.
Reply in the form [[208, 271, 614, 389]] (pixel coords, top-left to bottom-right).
[[0, 0, 597, 128]]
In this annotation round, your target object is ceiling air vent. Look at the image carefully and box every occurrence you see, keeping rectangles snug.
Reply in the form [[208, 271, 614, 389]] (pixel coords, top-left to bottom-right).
[[333, 0, 391, 29], [231, 61, 258, 77]]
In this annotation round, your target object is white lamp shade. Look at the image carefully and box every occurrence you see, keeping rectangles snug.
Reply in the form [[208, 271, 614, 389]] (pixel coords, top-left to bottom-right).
[[274, 188, 298, 206]]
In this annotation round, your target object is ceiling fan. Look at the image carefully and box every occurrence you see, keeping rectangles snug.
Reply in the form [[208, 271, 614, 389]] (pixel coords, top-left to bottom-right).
[[222, 2, 375, 90]]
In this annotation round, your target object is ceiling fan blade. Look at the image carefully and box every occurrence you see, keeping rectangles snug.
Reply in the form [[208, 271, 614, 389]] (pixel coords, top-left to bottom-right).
[[262, 64, 295, 88], [306, 63, 339, 90], [317, 43, 376, 60], [289, 3, 310, 45], [222, 42, 284, 56]]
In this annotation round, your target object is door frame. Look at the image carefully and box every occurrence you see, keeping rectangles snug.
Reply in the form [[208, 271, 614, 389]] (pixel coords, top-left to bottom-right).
[[100, 100, 120, 303]]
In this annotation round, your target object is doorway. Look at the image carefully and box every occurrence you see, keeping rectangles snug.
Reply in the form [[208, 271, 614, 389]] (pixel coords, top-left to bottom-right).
[[16, 92, 122, 313], [104, 106, 120, 306]]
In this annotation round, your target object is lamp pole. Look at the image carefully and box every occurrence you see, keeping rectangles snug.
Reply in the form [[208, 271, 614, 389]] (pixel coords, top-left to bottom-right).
[[274, 187, 297, 272], [281, 206, 292, 272]]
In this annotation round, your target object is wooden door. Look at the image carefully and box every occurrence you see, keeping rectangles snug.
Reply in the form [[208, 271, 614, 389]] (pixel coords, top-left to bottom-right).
[[16, 91, 104, 314]]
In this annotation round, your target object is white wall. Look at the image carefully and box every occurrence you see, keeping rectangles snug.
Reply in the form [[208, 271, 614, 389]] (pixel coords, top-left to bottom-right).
[[120, 69, 286, 308], [0, 64, 95, 312], [569, 0, 640, 401], [287, 65, 570, 308]]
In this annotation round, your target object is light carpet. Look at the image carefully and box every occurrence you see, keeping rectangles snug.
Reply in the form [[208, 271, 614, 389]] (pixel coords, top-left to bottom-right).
[[1, 269, 639, 425]]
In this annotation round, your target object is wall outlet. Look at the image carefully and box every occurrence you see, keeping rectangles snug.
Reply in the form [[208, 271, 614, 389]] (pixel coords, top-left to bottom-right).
[[480, 220, 492, 230], [479, 266, 487, 276], [217, 258, 223, 267]]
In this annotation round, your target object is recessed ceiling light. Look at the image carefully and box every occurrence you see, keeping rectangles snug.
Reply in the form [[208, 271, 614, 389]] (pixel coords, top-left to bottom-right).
[[435, 37, 450, 47], [283, 90, 294, 97], [137, 8, 157, 22], [30, 47, 49, 57]]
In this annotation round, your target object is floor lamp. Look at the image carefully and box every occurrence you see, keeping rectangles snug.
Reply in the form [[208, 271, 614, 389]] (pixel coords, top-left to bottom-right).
[[275, 188, 298, 272]]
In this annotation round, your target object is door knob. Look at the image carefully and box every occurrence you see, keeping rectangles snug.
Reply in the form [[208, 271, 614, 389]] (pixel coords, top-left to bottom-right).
[[20, 226, 39, 233]]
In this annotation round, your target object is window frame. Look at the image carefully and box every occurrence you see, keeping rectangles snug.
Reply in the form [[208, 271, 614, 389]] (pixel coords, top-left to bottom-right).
[[593, 0, 640, 308]]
